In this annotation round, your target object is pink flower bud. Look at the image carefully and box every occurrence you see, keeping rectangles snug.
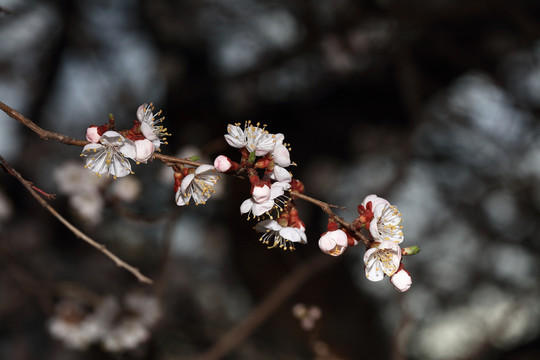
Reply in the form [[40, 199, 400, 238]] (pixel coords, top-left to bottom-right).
[[214, 155, 232, 172], [134, 139, 155, 163], [390, 268, 412, 292], [86, 126, 101, 143], [252, 184, 271, 203]]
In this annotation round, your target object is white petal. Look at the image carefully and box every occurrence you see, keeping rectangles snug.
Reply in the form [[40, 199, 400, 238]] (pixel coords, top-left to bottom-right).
[[280, 227, 304, 243], [175, 188, 190, 206], [255, 219, 281, 232], [272, 143, 291, 167], [82, 143, 103, 153], [136, 104, 147, 122], [271, 165, 292, 183], [180, 174, 195, 193], [195, 164, 216, 175], [240, 198, 254, 214], [252, 200, 274, 216], [140, 122, 158, 142], [119, 140, 137, 161]]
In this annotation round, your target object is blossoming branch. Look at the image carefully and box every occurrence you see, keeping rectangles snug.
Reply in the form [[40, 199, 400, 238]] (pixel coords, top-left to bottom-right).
[[0, 101, 420, 292]]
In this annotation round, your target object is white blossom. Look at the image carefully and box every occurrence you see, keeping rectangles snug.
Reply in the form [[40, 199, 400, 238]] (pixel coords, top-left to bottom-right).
[[255, 219, 307, 250], [240, 181, 289, 218], [136, 103, 169, 150], [224, 122, 278, 156], [81, 131, 136, 179], [175, 165, 220, 206], [362, 194, 404, 244], [363, 240, 402, 281]]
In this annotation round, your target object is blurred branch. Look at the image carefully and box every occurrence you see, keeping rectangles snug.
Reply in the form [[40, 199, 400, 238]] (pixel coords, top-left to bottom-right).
[[191, 253, 337, 360], [0, 155, 153, 284]]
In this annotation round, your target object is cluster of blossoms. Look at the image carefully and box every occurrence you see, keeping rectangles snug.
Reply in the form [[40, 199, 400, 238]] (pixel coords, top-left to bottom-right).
[[213, 121, 307, 251], [318, 194, 417, 292], [77, 107, 419, 291], [81, 103, 169, 178], [48, 292, 161, 352]]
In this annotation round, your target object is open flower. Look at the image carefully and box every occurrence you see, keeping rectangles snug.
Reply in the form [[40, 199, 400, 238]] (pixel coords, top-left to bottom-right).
[[318, 229, 348, 256], [363, 240, 402, 281], [81, 131, 136, 178], [361, 194, 404, 244], [224, 121, 278, 156], [175, 165, 220, 206], [240, 181, 289, 218], [136, 103, 169, 150], [255, 219, 307, 250]]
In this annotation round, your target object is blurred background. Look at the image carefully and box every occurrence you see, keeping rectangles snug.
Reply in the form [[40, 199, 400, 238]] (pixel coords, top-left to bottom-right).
[[1, 0, 540, 359]]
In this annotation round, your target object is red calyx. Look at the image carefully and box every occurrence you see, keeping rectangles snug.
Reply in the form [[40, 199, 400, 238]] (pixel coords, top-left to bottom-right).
[[357, 201, 374, 228]]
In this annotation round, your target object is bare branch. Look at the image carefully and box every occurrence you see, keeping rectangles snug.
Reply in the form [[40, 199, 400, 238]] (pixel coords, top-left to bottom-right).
[[0, 155, 153, 284]]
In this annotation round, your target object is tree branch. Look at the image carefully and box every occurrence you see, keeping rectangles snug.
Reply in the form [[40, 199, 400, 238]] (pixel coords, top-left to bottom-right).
[[0, 155, 153, 284]]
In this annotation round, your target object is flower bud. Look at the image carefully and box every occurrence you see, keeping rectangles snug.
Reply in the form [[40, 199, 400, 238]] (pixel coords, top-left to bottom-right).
[[318, 229, 348, 256], [390, 267, 412, 292], [134, 139, 155, 163], [214, 155, 233, 172], [252, 183, 271, 203], [86, 126, 101, 143], [402, 246, 421, 256]]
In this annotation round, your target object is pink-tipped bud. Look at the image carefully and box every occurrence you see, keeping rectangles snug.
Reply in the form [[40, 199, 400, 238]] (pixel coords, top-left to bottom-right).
[[214, 155, 233, 172], [86, 126, 101, 143], [390, 266, 412, 292]]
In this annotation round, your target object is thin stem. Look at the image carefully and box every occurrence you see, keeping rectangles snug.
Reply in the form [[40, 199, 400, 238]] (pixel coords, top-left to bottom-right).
[[0, 156, 153, 284], [291, 191, 371, 246]]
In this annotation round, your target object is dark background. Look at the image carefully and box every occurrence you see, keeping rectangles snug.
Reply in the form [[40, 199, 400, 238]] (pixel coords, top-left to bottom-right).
[[1, 0, 540, 359]]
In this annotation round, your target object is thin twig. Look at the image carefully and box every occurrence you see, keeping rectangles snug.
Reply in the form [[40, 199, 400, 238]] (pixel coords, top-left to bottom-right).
[[191, 253, 337, 360], [0, 155, 153, 284], [291, 191, 370, 246]]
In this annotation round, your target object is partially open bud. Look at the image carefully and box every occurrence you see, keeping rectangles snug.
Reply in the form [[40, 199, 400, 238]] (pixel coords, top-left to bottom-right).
[[390, 266, 412, 292], [318, 229, 348, 256], [252, 183, 271, 203]]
